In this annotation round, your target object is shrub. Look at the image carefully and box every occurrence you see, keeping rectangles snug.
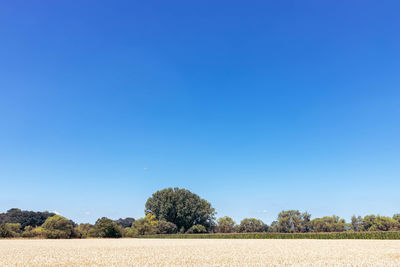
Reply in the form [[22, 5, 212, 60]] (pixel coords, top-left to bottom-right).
[[75, 223, 93, 238], [42, 215, 77, 239], [0, 223, 22, 238], [186, 225, 207, 234], [131, 214, 158, 235], [89, 217, 122, 238], [22, 226, 46, 238]]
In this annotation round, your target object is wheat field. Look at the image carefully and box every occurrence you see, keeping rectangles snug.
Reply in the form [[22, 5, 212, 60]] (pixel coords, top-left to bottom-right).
[[0, 239, 399, 266]]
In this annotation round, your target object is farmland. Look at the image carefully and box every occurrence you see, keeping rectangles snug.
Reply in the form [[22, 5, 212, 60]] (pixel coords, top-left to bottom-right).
[[1, 239, 400, 266]]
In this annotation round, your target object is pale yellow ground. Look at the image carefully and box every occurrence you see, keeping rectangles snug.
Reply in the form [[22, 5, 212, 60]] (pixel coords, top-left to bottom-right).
[[0, 239, 400, 266]]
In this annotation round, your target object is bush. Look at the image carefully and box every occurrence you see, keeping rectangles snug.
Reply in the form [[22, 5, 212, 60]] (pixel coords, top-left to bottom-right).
[[88, 217, 122, 238], [186, 225, 207, 234], [156, 221, 177, 234], [21, 226, 46, 238], [42, 215, 77, 239], [75, 223, 93, 238], [131, 214, 158, 236], [0, 223, 22, 238]]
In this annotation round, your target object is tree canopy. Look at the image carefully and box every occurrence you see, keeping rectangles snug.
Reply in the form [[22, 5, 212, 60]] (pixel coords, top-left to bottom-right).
[[271, 210, 311, 233], [42, 215, 77, 239], [0, 208, 55, 229], [217, 216, 237, 233], [238, 218, 266, 233], [145, 187, 216, 232], [1, 188, 400, 239], [130, 213, 158, 236], [310, 216, 347, 232], [88, 217, 122, 238], [114, 217, 135, 228]]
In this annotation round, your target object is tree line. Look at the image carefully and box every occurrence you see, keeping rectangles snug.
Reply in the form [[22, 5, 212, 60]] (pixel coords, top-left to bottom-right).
[[1, 187, 399, 238]]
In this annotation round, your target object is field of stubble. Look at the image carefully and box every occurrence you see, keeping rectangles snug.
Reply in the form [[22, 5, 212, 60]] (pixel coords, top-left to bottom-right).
[[1, 239, 400, 266]]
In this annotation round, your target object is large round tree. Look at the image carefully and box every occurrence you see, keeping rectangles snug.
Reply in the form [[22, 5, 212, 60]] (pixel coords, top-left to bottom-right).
[[145, 187, 216, 232]]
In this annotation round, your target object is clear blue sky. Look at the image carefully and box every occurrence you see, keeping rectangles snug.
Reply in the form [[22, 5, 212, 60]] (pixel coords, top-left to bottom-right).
[[1, 1, 399, 224]]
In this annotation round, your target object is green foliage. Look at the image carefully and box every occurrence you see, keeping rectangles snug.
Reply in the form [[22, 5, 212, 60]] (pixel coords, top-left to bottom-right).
[[362, 215, 400, 231], [0, 223, 22, 238], [114, 217, 135, 228], [156, 220, 178, 234], [3, 197, 400, 239], [238, 218, 266, 233], [89, 217, 122, 238], [130, 213, 158, 236], [123, 227, 138, 237], [216, 216, 236, 233], [310, 216, 347, 232], [145, 187, 216, 232], [42, 215, 77, 239], [351, 215, 363, 231], [0, 208, 55, 229], [21, 226, 46, 238], [274, 210, 311, 233], [75, 223, 93, 238], [393, 214, 400, 224], [186, 224, 207, 234]]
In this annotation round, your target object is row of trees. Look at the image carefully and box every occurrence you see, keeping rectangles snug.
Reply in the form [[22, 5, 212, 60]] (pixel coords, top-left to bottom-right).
[[218, 212, 400, 233], [1, 188, 400, 238]]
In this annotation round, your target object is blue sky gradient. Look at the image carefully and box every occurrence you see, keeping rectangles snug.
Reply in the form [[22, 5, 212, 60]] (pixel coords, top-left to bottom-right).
[[1, 1, 399, 224]]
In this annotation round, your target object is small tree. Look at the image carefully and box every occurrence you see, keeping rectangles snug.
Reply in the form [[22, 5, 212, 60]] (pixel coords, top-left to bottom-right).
[[130, 213, 158, 235], [217, 216, 236, 233], [268, 221, 279, 232], [351, 215, 363, 231], [89, 217, 122, 238], [75, 223, 93, 238], [42, 215, 77, 239], [238, 218, 266, 233], [186, 224, 207, 234], [275, 210, 311, 233]]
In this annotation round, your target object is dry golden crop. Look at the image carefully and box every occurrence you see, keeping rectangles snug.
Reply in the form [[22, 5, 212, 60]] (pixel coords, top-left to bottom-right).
[[0, 239, 399, 266]]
